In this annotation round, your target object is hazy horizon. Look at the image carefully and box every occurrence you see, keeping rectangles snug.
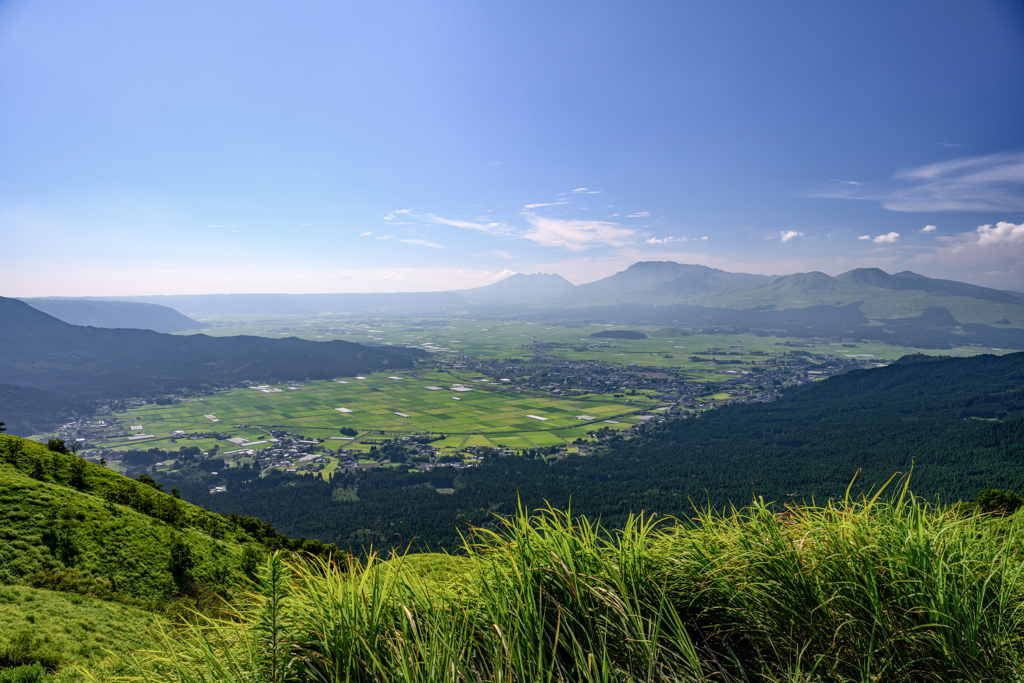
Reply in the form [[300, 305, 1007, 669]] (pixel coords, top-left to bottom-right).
[[2, 1, 1023, 297]]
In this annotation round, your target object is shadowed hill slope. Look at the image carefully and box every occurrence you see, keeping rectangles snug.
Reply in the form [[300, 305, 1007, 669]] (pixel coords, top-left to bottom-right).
[[20, 298, 208, 333], [0, 297, 425, 400]]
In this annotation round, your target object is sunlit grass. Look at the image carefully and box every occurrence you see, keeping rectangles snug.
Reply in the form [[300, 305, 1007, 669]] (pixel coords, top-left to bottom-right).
[[108, 478, 1024, 682]]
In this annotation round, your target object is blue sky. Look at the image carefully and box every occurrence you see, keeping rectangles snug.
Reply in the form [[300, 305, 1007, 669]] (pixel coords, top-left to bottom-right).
[[2, 0, 1023, 296]]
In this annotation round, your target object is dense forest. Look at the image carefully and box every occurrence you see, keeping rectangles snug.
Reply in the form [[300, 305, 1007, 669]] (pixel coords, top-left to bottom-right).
[[158, 352, 1024, 554], [0, 383, 95, 436]]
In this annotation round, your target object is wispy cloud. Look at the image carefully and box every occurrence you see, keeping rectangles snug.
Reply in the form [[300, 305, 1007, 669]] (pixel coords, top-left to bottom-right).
[[921, 225, 937, 232], [428, 215, 512, 236], [524, 202, 569, 209], [858, 235, 871, 241], [384, 209, 412, 220], [572, 187, 602, 194], [522, 214, 636, 251], [626, 211, 651, 218], [399, 238, 444, 249], [780, 230, 804, 242], [645, 236, 686, 244], [976, 222, 1024, 246], [376, 234, 393, 240], [360, 231, 373, 236], [491, 250, 514, 260], [812, 151, 1024, 212]]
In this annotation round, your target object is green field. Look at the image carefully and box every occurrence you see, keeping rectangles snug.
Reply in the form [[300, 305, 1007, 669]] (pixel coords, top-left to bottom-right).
[[88, 315, 1010, 455], [182, 317, 1014, 368], [103, 370, 648, 451]]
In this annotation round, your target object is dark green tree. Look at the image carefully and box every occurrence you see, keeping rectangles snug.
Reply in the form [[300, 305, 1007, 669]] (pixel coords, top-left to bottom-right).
[[976, 489, 1023, 516], [46, 439, 70, 455], [169, 534, 195, 586], [70, 457, 88, 490], [137, 473, 163, 491]]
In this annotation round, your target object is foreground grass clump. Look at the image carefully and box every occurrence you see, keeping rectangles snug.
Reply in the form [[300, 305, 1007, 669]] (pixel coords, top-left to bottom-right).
[[0, 584, 159, 678], [112, 488, 1024, 682]]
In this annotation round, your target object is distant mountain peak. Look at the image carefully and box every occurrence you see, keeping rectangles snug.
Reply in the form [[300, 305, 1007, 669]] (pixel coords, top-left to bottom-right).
[[458, 271, 575, 305]]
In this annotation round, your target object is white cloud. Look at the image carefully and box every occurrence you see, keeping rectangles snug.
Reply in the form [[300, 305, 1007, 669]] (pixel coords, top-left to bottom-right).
[[384, 209, 412, 220], [813, 151, 1024, 212], [572, 188, 602, 194], [376, 234, 393, 240], [521, 214, 636, 251], [921, 225, 937, 232], [491, 250, 514, 260], [626, 211, 651, 218], [399, 238, 444, 249], [858, 235, 871, 240], [428, 215, 512, 236], [700, 236, 708, 241], [523, 202, 569, 209], [780, 230, 804, 242], [873, 232, 900, 243], [360, 232, 373, 236], [976, 222, 1024, 246], [646, 236, 686, 245]]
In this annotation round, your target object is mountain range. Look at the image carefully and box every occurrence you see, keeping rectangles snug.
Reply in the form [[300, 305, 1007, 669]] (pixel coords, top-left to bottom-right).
[[66, 262, 1024, 349]]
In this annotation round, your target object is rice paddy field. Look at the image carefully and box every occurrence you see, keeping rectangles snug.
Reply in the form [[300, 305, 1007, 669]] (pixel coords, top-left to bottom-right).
[[101, 370, 650, 454], [182, 316, 1014, 368]]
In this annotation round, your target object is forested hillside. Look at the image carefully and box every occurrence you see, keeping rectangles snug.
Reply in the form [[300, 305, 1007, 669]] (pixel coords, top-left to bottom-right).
[[178, 352, 1024, 553], [0, 384, 94, 437]]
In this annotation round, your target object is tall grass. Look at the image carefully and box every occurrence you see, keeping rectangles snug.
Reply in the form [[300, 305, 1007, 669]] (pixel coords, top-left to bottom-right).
[[103, 483, 1024, 683]]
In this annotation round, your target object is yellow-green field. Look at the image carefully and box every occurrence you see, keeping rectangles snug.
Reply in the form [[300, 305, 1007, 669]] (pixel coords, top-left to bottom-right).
[[101, 370, 652, 453]]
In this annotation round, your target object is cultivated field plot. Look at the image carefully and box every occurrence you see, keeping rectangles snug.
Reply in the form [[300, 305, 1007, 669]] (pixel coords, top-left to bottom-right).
[[182, 317, 1012, 369], [117, 372, 641, 441]]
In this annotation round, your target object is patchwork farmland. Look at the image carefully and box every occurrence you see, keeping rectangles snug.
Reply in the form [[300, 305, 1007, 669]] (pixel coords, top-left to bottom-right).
[[108, 370, 648, 454]]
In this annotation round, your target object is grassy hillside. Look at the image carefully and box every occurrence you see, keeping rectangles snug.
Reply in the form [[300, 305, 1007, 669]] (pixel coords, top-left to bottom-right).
[[0, 450, 244, 603], [0, 585, 160, 676], [0, 434, 348, 679], [0, 436, 342, 601], [115, 494, 1024, 682]]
